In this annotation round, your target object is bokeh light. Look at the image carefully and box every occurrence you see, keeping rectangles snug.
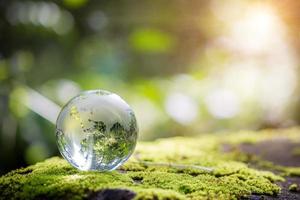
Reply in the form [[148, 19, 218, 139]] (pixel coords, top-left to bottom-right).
[[1, 0, 300, 173]]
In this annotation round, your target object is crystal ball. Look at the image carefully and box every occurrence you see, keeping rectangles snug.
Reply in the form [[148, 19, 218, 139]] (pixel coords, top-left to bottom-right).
[[56, 90, 138, 171]]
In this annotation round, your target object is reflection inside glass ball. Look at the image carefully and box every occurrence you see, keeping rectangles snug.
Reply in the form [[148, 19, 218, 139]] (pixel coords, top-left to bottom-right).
[[56, 90, 138, 171]]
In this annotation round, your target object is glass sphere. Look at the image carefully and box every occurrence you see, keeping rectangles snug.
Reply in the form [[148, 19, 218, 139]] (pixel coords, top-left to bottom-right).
[[56, 90, 138, 171]]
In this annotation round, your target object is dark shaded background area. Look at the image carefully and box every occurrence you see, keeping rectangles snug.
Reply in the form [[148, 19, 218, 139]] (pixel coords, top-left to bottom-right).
[[1, 0, 300, 174]]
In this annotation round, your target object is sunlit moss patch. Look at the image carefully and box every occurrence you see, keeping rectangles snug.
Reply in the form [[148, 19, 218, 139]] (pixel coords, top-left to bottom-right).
[[1, 128, 300, 199]]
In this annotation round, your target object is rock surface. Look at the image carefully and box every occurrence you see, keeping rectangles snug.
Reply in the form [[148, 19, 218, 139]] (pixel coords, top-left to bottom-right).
[[1, 128, 300, 200]]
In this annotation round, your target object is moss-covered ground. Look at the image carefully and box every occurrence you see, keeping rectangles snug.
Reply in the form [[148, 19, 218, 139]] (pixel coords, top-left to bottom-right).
[[1, 128, 300, 200]]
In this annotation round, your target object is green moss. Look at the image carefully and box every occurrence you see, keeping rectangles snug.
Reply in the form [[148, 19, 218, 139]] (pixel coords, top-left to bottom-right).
[[288, 183, 298, 192], [1, 128, 300, 199]]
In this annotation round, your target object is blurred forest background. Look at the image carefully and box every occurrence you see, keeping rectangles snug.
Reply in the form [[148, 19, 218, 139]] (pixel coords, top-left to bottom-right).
[[1, 0, 300, 174]]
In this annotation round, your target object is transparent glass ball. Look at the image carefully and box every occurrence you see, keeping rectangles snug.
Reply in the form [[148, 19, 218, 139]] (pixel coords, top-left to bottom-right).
[[56, 90, 138, 171]]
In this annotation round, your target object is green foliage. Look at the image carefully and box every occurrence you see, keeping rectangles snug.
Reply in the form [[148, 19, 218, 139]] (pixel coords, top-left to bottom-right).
[[63, 0, 88, 9], [79, 119, 136, 165], [129, 28, 175, 53]]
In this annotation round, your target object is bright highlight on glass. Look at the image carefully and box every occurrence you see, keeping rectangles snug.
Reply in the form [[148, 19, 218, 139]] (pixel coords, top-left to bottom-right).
[[56, 90, 138, 171]]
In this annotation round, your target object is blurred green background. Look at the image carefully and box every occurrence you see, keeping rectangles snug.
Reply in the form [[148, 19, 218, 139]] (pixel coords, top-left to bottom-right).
[[1, 0, 300, 174]]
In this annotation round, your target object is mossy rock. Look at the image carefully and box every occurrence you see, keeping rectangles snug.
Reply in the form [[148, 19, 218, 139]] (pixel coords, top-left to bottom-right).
[[1, 128, 300, 200]]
